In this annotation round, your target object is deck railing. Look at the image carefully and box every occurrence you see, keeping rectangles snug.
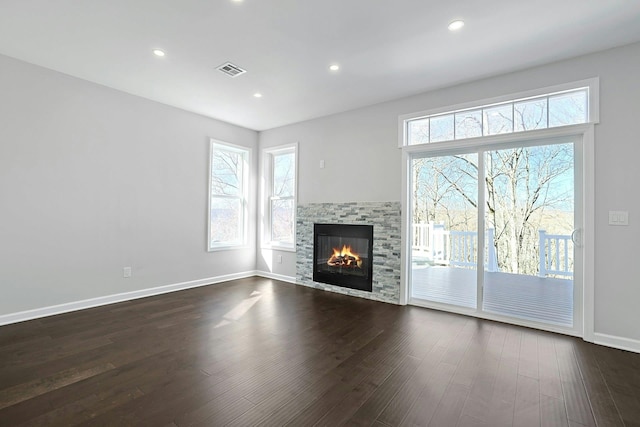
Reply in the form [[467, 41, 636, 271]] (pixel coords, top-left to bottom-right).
[[412, 223, 498, 271], [539, 230, 573, 278], [412, 223, 572, 278]]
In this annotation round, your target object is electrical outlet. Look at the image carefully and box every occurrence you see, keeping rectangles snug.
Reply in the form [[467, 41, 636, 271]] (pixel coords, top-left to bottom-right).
[[123, 266, 132, 278], [277, 255, 283, 264]]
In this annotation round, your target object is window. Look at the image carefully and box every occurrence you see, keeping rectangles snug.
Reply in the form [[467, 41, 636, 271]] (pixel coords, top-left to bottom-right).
[[208, 140, 249, 250], [403, 82, 595, 146], [262, 144, 297, 250]]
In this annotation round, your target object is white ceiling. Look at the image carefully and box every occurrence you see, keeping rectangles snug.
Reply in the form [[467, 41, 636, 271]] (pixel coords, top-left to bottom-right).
[[1, 0, 639, 131]]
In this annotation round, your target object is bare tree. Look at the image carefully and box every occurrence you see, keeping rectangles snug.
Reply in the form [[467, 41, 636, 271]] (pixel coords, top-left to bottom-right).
[[485, 144, 573, 274], [211, 151, 241, 195], [413, 143, 573, 275]]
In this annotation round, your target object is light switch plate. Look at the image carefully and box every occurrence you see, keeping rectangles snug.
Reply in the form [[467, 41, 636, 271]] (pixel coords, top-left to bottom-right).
[[609, 210, 629, 226]]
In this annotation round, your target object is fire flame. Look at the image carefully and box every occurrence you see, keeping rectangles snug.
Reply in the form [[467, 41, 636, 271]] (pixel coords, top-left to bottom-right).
[[327, 245, 363, 268]]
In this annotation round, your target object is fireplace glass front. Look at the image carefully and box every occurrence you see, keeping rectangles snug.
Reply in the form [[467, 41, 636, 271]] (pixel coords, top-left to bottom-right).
[[313, 223, 373, 292]]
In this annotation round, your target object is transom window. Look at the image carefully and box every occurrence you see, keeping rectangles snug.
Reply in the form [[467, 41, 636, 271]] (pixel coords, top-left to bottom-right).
[[208, 140, 249, 250], [405, 87, 590, 146]]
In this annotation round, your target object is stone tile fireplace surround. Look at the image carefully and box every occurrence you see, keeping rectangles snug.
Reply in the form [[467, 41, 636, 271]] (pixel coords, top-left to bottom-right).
[[296, 202, 401, 304]]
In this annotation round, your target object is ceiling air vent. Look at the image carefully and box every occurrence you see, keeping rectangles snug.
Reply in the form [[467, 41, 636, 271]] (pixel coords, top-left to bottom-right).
[[216, 62, 247, 78]]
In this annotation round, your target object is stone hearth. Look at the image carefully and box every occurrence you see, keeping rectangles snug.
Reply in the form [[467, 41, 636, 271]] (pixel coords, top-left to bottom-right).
[[296, 202, 401, 304]]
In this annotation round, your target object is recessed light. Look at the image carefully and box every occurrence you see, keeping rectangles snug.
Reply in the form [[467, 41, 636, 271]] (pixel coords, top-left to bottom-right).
[[253, 93, 263, 98], [153, 49, 165, 57], [448, 20, 465, 31], [329, 64, 340, 71]]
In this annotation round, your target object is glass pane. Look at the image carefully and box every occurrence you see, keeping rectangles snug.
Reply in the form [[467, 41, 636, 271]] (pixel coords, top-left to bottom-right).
[[210, 197, 242, 244], [211, 149, 243, 196], [483, 104, 513, 135], [273, 152, 295, 197], [408, 118, 429, 145], [271, 199, 294, 243], [455, 109, 482, 139], [429, 114, 454, 142], [514, 98, 548, 131], [484, 143, 574, 326], [411, 154, 478, 308], [549, 90, 588, 127]]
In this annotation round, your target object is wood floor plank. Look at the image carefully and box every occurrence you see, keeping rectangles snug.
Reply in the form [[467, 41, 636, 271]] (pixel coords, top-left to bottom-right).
[[572, 340, 625, 426], [399, 361, 457, 426], [589, 344, 640, 427], [513, 374, 540, 427], [555, 339, 596, 427], [540, 394, 569, 427], [16, 393, 102, 427], [458, 324, 506, 423], [375, 344, 447, 426], [427, 381, 471, 427], [518, 331, 539, 380], [253, 373, 344, 427], [285, 327, 420, 426], [428, 320, 497, 426], [338, 354, 422, 426], [486, 326, 522, 427], [457, 413, 489, 427], [0, 363, 115, 410], [538, 334, 564, 400], [0, 277, 639, 426], [224, 378, 310, 426]]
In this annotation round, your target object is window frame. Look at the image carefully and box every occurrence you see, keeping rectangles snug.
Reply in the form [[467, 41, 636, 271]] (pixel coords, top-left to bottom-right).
[[261, 142, 298, 252], [207, 139, 250, 251], [399, 78, 599, 147], [398, 79, 599, 342]]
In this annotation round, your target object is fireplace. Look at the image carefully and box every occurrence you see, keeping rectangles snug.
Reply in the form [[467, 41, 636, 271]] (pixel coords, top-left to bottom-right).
[[313, 223, 373, 292]]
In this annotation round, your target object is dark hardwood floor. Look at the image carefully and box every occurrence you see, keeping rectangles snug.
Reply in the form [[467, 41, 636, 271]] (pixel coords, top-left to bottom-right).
[[1, 277, 638, 426]]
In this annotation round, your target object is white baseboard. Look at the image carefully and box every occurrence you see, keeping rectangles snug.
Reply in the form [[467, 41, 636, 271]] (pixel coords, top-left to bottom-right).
[[255, 270, 297, 284], [0, 271, 257, 327], [594, 332, 640, 354]]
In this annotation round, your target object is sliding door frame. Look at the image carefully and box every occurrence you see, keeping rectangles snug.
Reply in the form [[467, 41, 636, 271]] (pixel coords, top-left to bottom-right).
[[400, 124, 595, 341]]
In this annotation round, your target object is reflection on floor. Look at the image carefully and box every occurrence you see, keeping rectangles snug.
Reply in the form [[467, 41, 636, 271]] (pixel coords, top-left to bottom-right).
[[411, 266, 573, 326]]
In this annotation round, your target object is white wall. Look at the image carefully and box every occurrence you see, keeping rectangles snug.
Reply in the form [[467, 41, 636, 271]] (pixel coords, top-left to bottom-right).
[[0, 54, 258, 316], [258, 42, 640, 343], [257, 105, 401, 278]]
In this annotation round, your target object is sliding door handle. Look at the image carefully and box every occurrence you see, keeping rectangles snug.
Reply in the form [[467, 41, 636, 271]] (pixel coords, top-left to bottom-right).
[[571, 228, 582, 247]]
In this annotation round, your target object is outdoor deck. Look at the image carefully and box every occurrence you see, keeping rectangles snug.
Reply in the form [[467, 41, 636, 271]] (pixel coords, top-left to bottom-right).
[[411, 266, 573, 327]]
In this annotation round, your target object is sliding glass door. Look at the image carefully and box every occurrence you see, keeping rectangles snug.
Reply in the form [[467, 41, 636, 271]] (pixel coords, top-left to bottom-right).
[[482, 142, 577, 327], [409, 136, 581, 331], [410, 154, 478, 309]]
